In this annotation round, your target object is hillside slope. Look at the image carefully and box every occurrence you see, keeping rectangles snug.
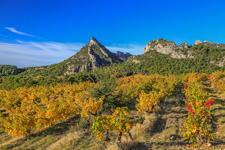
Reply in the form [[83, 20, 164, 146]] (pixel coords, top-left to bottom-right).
[[124, 39, 225, 75], [142, 39, 225, 67]]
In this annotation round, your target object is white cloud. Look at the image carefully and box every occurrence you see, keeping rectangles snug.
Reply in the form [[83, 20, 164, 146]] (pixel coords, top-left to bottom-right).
[[106, 44, 145, 55], [0, 40, 85, 67], [5, 27, 33, 36], [4, 27, 42, 39]]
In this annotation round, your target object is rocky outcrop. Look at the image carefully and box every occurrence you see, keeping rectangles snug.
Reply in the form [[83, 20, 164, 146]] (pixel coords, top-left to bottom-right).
[[194, 40, 202, 45], [179, 42, 188, 49], [132, 59, 140, 63], [65, 63, 91, 74], [144, 39, 177, 54], [114, 51, 132, 61], [144, 39, 188, 59], [210, 57, 225, 67], [90, 37, 110, 58], [204, 41, 214, 44], [88, 44, 100, 69], [65, 62, 92, 75]]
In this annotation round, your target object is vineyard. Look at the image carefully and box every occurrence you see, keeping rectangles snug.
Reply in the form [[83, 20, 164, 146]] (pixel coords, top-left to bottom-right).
[[0, 72, 225, 149]]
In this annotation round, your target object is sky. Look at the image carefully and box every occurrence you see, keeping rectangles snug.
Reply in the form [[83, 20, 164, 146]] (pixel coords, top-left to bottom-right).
[[1, 0, 225, 67]]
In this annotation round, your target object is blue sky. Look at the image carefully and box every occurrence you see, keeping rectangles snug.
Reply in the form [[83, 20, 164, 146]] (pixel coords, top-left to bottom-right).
[[1, 0, 225, 67]]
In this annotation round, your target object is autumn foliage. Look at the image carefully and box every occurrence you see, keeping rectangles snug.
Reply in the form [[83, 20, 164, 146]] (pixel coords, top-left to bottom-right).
[[181, 73, 215, 146], [0, 73, 218, 147]]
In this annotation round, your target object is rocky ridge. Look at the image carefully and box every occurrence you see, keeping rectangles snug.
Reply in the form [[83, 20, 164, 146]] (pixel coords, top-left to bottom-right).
[[139, 38, 225, 67], [143, 39, 224, 60], [114, 51, 132, 61], [143, 39, 190, 59]]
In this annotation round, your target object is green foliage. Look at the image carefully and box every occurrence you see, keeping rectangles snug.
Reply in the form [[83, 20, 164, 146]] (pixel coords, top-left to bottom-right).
[[0, 72, 95, 90], [124, 46, 222, 75], [88, 68, 121, 112], [92, 107, 143, 141], [0, 65, 25, 76], [181, 74, 215, 147]]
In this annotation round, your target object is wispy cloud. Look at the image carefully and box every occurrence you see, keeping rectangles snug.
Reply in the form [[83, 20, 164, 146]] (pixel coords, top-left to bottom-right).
[[0, 40, 85, 67], [106, 44, 145, 55], [5, 27, 33, 36], [4, 27, 43, 39]]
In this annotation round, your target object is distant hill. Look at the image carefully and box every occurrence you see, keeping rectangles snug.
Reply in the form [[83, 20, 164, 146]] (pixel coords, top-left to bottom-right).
[[125, 39, 225, 75], [142, 39, 225, 67], [114, 51, 132, 61], [0, 65, 25, 77]]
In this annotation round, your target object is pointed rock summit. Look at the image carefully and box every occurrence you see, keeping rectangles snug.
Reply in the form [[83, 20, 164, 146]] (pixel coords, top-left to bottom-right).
[[89, 36, 110, 58], [90, 36, 100, 45], [90, 36, 97, 42], [64, 37, 122, 74]]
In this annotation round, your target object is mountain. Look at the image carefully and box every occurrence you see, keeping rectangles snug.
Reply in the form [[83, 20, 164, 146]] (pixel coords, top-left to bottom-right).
[[114, 51, 132, 61], [143, 38, 190, 59], [124, 38, 225, 75], [64, 37, 122, 74], [15, 37, 123, 77], [141, 38, 225, 67]]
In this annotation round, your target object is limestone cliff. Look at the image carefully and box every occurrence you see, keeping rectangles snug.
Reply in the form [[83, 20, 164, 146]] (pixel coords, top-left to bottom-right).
[[144, 39, 189, 59]]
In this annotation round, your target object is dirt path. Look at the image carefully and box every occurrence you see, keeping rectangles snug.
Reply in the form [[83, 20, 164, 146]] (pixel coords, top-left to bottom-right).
[[125, 82, 225, 150]]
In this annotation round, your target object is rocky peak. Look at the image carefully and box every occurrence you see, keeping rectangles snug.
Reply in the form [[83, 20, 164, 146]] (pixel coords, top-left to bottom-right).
[[89, 36, 110, 58], [179, 42, 188, 49], [144, 39, 178, 54], [144, 38, 189, 59], [90, 36, 100, 45], [194, 40, 202, 45], [65, 37, 122, 75], [204, 41, 214, 44]]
